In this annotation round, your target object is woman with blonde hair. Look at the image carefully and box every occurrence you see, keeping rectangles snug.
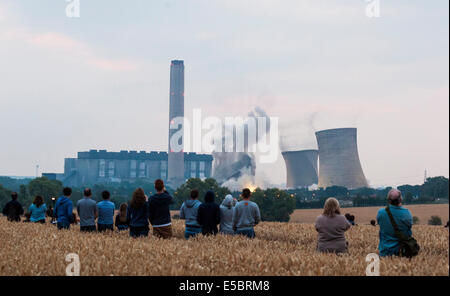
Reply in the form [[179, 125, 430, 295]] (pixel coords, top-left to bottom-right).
[[314, 198, 351, 254]]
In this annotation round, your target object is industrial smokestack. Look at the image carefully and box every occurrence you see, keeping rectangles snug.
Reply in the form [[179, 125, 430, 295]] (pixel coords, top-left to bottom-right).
[[168, 60, 185, 188], [282, 150, 318, 189], [315, 128, 368, 189]]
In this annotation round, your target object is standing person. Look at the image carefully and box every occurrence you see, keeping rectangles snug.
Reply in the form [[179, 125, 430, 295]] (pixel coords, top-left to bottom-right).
[[127, 188, 150, 238], [76, 188, 98, 232], [115, 203, 129, 231], [148, 179, 174, 239], [219, 194, 236, 235], [179, 189, 202, 239], [2, 192, 24, 222], [377, 189, 413, 257], [315, 198, 351, 254], [97, 191, 115, 232], [197, 191, 221, 236], [29, 196, 47, 223], [232, 188, 261, 238], [54, 187, 74, 230]]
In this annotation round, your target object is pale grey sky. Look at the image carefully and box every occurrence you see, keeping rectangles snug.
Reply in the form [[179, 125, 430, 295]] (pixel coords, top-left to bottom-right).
[[0, 0, 448, 187]]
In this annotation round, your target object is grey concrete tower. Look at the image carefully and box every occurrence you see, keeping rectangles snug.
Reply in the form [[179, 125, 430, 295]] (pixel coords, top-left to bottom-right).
[[168, 60, 185, 188], [282, 150, 319, 189], [315, 128, 368, 189]]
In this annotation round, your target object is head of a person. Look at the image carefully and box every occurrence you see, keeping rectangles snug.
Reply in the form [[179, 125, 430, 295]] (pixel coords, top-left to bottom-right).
[[154, 179, 164, 193], [190, 189, 199, 200], [323, 197, 341, 217], [370, 219, 376, 226], [387, 189, 402, 206], [344, 213, 351, 220], [83, 188, 92, 198], [222, 194, 234, 208], [131, 188, 146, 209], [204, 191, 215, 203], [102, 190, 110, 200], [349, 215, 355, 222], [63, 187, 72, 197], [242, 188, 251, 200], [11, 192, 18, 201], [33, 195, 44, 208], [119, 203, 128, 220]]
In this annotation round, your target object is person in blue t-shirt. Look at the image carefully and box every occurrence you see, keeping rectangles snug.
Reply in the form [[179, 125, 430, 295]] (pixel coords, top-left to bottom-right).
[[54, 187, 74, 230], [377, 189, 413, 257], [29, 195, 47, 223], [97, 191, 115, 232]]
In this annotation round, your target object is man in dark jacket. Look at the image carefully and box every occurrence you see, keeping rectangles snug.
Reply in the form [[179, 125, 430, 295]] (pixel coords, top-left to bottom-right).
[[197, 191, 220, 236], [54, 187, 74, 230], [148, 179, 174, 239], [2, 192, 24, 222]]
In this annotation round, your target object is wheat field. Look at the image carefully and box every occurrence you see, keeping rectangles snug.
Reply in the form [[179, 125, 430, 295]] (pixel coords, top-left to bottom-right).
[[0, 217, 448, 276]]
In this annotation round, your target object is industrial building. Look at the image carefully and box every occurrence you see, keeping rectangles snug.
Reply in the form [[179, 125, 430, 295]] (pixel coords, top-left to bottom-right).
[[315, 128, 368, 189], [43, 150, 212, 188], [167, 60, 185, 188], [282, 150, 319, 189]]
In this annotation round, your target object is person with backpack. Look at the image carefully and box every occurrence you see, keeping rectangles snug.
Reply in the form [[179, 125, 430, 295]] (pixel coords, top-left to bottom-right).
[[29, 195, 47, 223], [54, 187, 74, 230], [148, 179, 174, 239], [232, 188, 261, 238], [2, 192, 24, 222], [219, 194, 236, 235], [76, 188, 98, 232], [179, 189, 202, 239], [127, 188, 150, 238], [197, 191, 220, 236], [115, 203, 129, 231], [97, 191, 115, 232], [377, 189, 415, 257]]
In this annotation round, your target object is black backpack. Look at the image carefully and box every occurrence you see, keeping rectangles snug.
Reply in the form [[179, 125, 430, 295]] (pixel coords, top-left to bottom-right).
[[385, 206, 420, 258]]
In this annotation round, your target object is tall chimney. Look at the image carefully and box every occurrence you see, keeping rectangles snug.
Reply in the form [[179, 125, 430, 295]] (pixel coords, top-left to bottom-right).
[[167, 60, 185, 188]]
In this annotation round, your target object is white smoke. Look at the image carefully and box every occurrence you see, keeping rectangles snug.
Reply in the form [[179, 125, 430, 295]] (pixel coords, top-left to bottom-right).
[[212, 106, 271, 184]]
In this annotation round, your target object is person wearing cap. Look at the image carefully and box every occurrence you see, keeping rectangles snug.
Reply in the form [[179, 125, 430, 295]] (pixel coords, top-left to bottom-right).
[[376, 189, 413, 257]]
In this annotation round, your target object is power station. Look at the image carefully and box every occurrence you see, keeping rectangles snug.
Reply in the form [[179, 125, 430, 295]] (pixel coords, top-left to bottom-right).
[[167, 60, 185, 188], [282, 150, 318, 189], [281, 128, 368, 189], [43, 59, 370, 191], [315, 128, 368, 189]]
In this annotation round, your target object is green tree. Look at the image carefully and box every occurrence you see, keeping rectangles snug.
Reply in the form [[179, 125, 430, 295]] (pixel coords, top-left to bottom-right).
[[28, 177, 63, 207], [252, 188, 296, 222], [0, 184, 13, 209], [422, 177, 449, 199]]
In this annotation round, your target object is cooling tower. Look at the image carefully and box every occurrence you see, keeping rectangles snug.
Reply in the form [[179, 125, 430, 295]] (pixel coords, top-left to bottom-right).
[[315, 128, 368, 189], [168, 60, 185, 188], [282, 150, 319, 189]]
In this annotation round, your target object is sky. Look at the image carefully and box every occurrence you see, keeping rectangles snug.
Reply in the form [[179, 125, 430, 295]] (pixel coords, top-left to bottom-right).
[[0, 0, 448, 188]]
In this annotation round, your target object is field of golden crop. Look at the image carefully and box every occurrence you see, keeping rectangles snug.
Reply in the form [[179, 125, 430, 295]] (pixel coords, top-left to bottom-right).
[[0, 216, 448, 276]]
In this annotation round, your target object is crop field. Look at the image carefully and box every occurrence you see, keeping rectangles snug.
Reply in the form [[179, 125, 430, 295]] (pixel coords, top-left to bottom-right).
[[0, 217, 448, 276], [290, 204, 449, 225]]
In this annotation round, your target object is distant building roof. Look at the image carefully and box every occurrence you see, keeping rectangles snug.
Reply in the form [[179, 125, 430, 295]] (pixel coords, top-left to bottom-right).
[[77, 150, 212, 161]]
